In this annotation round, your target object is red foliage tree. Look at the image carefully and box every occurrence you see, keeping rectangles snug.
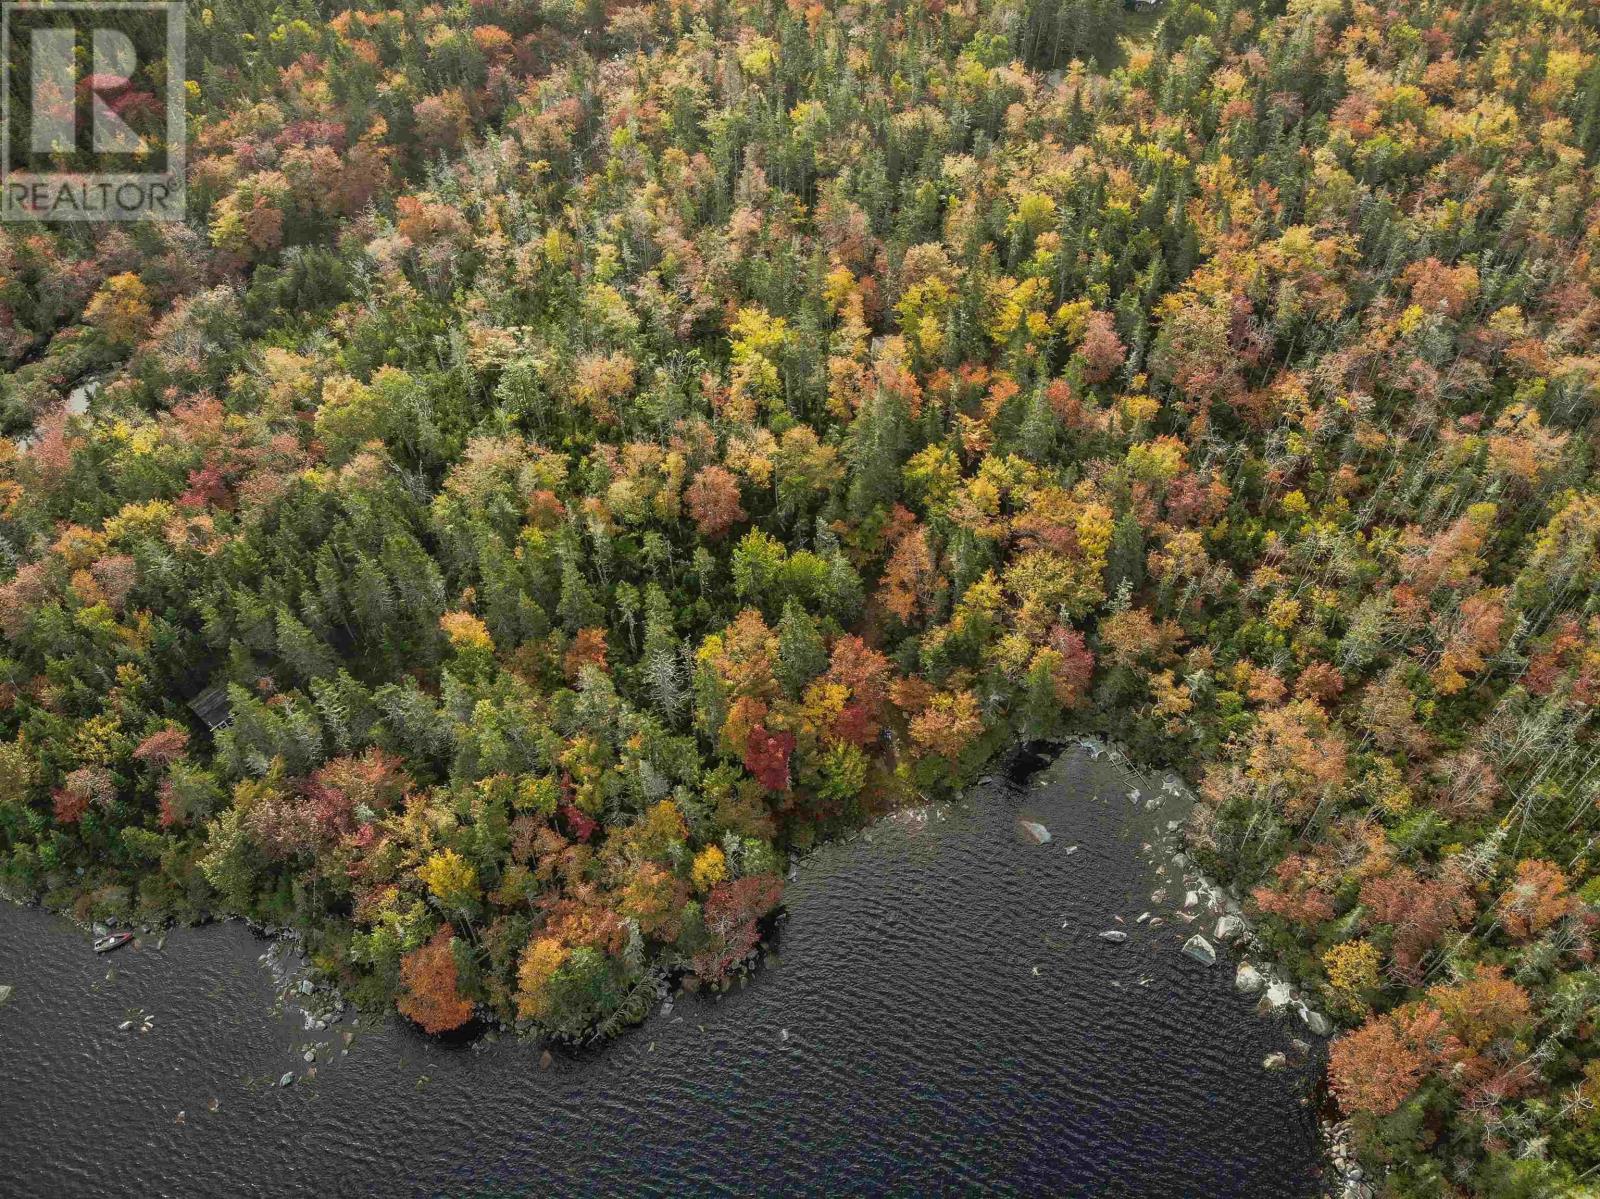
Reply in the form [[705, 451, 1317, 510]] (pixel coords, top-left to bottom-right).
[[692, 874, 784, 982], [1360, 865, 1476, 983], [132, 727, 190, 768], [744, 726, 795, 791], [397, 924, 474, 1034], [563, 626, 610, 680], [1498, 859, 1574, 942], [1330, 1002, 1465, 1117], [1077, 310, 1126, 385], [685, 465, 746, 539]]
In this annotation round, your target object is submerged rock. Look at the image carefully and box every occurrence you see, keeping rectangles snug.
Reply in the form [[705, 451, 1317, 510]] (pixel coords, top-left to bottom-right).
[[1235, 963, 1265, 994], [1262, 1052, 1286, 1070], [1098, 929, 1129, 943], [0, 984, 11, 1006], [278, 1072, 295, 1088], [1017, 819, 1052, 844], [1182, 935, 1217, 966]]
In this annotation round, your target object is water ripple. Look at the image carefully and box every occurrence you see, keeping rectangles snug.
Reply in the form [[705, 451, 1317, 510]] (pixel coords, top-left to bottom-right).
[[0, 752, 1323, 1198]]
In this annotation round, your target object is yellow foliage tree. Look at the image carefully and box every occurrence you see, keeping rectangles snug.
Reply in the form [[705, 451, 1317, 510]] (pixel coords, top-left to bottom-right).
[[515, 937, 569, 1021], [84, 273, 153, 345], [691, 844, 727, 892], [419, 848, 478, 910], [1323, 939, 1381, 1011]]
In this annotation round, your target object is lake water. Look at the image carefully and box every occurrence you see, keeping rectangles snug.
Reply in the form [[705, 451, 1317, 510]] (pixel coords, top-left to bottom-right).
[[0, 748, 1325, 1197]]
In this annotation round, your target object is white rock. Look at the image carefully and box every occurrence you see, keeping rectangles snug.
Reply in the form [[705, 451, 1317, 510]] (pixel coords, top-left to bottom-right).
[[1184, 890, 1199, 908], [1265, 981, 1293, 1011], [1262, 1052, 1287, 1070], [1098, 930, 1129, 943]]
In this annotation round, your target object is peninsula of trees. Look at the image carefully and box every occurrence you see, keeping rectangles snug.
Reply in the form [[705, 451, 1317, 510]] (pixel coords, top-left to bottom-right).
[[2, 0, 1599, 1190]]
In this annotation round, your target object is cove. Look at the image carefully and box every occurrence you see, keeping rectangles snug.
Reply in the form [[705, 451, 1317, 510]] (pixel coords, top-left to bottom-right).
[[0, 748, 1325, 1196]]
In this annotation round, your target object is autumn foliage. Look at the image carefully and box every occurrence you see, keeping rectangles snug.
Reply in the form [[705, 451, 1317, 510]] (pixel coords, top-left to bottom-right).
[[1, 0, 1599, 1186], [398, 925, 474, 1035]]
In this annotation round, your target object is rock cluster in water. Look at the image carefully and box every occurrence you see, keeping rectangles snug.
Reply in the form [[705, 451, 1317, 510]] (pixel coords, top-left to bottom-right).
[[1054, 739, 1352, 1188]]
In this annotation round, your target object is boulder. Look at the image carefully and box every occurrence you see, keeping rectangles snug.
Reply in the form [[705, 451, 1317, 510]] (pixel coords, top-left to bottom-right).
[[278, 1072, 295, 1088], [1182, 934, 1217, 966], [1017, 819, 1052, 845], [1300, 1007, 1333, 1036], [1183, 890, 1199, 909], [1098, 930, 1129, 943], [1265, 980, 1293, 1011], [1235, 963, 1265, 994], [1214, 914, 1247, 943]]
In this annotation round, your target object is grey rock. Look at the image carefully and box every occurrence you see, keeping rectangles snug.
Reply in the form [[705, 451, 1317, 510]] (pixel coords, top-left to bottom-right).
[[1098, 929, 1129, 943], [1182, 935, 1217, 966], [1301, 1007, 1333, 1036], [278, 1072, 295, 1088], [1235, 963, 1265, 994], [1214, 914, 1247, 942]]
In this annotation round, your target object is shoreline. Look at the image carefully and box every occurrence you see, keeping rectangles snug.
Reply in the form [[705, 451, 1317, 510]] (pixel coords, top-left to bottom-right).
[[5, 740, 1343, 1189]]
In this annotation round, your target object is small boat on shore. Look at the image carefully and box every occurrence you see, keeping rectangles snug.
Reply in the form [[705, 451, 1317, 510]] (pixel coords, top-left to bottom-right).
[[93, 932, 134, 954]]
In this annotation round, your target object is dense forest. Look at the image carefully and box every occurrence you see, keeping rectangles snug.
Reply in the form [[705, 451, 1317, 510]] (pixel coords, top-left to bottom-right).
[[2, 0, 1599, 1189]]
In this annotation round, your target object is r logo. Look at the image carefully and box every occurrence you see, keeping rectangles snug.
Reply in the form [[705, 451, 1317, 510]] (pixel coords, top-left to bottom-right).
[[2, 1, 186, 220]]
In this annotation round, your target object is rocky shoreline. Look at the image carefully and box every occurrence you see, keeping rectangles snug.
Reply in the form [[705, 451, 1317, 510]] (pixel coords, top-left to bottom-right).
[[1050, 737, 1372, 1199]]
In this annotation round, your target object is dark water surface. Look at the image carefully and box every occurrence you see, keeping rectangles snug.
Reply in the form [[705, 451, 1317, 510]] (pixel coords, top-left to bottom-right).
[[0, 750, 1324, 1197]]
